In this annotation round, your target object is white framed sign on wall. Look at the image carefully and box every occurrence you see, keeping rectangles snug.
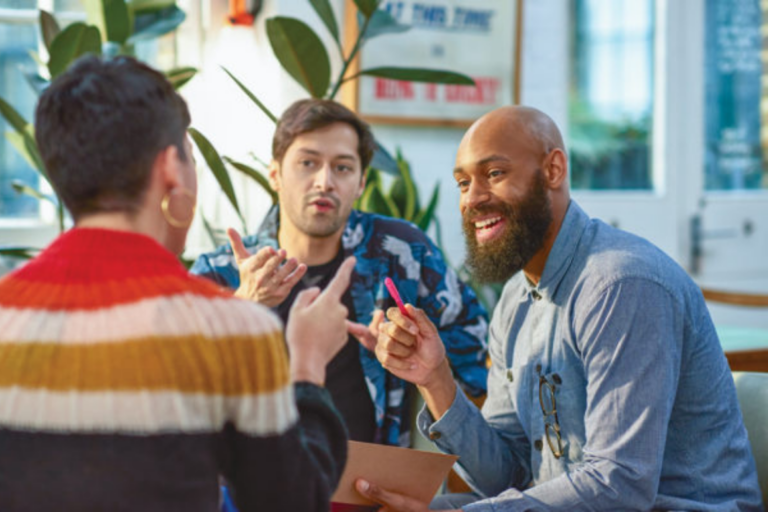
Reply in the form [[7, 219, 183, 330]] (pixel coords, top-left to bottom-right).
[[342, 0, 523, 127]]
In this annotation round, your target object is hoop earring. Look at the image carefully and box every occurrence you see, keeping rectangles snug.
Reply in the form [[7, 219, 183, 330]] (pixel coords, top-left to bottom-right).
[[161, 187, 196, 229]]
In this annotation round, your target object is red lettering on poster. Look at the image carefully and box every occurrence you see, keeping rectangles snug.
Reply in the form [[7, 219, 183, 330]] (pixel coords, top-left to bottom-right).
[[445, 77, 500, 104], [424, 83, 438, 101], [374, 79, 415, 100]]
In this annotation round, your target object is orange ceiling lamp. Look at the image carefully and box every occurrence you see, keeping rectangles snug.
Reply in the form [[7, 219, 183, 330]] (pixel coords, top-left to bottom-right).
[[228, 0, 261, 26]]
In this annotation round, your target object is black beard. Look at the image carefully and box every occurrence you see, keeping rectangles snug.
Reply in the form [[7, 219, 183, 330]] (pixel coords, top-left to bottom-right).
[[463, 170, 553, 284]]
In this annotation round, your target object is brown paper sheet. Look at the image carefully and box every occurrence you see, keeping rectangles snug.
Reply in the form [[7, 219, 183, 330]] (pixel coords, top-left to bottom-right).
[[331, 440, 459, 507]]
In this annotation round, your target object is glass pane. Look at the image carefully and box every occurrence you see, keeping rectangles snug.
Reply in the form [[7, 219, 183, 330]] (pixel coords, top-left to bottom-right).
[[704, 0, 766, 190], [53, 0, 83, 12], [569, 0, 655, 191], [0, 22, 39, 219], [0, 0, 35, 8]]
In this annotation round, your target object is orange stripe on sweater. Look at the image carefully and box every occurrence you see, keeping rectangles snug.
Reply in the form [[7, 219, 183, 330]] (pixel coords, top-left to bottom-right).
[[0, 332, 290, 395]]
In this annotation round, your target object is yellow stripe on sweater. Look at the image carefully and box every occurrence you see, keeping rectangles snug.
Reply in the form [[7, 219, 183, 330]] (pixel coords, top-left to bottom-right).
[[0, 332, 290, 395]]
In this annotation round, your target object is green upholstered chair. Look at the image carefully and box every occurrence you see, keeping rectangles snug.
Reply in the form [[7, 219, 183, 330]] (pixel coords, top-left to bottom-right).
[[732, 372, 768, 505]]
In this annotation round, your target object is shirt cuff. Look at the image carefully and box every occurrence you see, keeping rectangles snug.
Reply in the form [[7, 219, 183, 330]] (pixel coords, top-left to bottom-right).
[[416, 385, 476, 448]]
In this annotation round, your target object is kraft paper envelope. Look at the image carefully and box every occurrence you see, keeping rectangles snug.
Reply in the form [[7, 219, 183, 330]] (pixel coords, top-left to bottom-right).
[[331, 440, 459, 507]]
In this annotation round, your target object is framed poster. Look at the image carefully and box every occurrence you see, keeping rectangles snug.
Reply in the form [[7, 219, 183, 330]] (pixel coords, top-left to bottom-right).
[[342, 0, 523, 127]]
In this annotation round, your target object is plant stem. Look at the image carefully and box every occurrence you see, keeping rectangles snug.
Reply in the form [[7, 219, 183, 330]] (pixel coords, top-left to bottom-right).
[[328, 7, 376, 100], [57, 201, 64, 233]]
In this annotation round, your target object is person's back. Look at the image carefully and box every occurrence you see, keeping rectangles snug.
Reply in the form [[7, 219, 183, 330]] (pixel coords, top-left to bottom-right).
[[0, 226, 347, 511]]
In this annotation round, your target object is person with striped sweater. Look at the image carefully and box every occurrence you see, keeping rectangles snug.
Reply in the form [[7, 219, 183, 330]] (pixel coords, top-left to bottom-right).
[[0, 55, 350, 511]]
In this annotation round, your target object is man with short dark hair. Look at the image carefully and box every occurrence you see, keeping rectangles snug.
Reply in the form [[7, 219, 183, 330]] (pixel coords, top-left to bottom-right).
[[354, 106, 763, 511], [192, 98, 489, 446]]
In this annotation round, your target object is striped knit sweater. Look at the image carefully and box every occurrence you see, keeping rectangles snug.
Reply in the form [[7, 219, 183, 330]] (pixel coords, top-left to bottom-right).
[[0, 228, 347, 511]]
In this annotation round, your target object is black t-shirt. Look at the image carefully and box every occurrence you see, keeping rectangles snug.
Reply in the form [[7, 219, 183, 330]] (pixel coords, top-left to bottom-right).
[[275, 251, 377, 443]]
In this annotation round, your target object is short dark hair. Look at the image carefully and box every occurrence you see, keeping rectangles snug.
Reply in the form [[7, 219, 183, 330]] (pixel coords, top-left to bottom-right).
[[35, 55, 191, 220], [272, 99, 376, 171]]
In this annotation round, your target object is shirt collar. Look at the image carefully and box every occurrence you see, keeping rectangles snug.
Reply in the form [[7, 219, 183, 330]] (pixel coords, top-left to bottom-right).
[[523, 200, 590, 302]]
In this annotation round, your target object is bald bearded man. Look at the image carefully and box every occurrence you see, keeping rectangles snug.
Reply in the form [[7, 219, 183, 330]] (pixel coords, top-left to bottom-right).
[[351, 106, 763, 511]]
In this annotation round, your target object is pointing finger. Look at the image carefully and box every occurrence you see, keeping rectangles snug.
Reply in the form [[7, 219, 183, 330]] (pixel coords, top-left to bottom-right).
[[322, 256, 356, 300], [227, 228, 251, 264]]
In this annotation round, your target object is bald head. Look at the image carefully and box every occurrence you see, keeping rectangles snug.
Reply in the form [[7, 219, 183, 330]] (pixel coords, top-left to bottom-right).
[[461, 105, 565, 160]]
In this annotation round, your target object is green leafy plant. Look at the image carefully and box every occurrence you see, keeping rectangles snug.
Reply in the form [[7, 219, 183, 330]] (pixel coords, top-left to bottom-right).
[[0, 0, 196, 259], [192, 0, 474, 238]]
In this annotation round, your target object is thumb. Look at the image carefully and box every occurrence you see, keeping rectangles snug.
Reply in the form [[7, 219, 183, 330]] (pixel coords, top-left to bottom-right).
[[292, 287, 321, 310], [405, 304, 439, 339], [355, 479, 409, 510], [227, 228, 251, 263], [347, 320, 377, 351]]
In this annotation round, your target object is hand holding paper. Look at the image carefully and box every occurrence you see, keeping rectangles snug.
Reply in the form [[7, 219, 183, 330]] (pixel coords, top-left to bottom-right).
[[331, 441, 458, 511], [354, 479, 461, 512]]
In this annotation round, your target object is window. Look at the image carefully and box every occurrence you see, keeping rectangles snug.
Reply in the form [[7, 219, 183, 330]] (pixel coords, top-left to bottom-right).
[[568, 0, 655, 191], [0, 4, 40, 219], [704, 0, 765, 191]]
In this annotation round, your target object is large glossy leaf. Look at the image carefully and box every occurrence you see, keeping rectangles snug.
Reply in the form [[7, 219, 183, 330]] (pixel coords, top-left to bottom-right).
[[188, 127, 246, 229], [415, 182, 439, 231], [48, 23, 102, 79], [360, 180, 398, 218], [221, 67, 277, 123], [223, 156, 278, 205], [309, 0, 339, 44], [0, 247, 38, 259], [165, 66, 196, 90], [353, 0, 378, 19], [11, 180, 58, 206], [0, 96, 28, 133], [84, 0, 131, 44], [369, 140, 398, 175], [127, 0, 176, 14], [360, 9, 409, 40], [266, 16, 331, 98], [39, 10, 61, 51], [389, 153, 417, 220], [355, 67, 475, 85], [5, 129, 47, 179], [128, 5, 185, 43]]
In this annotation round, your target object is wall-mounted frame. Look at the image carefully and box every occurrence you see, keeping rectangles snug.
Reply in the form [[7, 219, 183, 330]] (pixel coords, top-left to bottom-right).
[[342, 0, 523, 128]]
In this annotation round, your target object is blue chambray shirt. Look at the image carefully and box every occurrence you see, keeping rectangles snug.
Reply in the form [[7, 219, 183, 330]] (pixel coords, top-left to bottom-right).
[[191, 206, 489, 446], [419, 201, 763, 511]]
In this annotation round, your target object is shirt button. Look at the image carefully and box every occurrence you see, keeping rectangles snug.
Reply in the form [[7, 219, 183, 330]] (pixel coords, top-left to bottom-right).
[[535, 364, 542, 374], [552, 373, 562, 385], [506, 369, 514, 382], [534, 439, 543, 451], [429, 431, 442, 441], [531, 290, 542, 301]]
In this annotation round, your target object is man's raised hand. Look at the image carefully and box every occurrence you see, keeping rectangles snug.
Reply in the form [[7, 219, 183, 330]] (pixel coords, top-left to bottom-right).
[[228, 228, 307, 307]]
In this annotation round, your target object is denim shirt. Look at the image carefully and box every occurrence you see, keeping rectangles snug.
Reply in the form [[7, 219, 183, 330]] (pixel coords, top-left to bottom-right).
[[419, 201, 763, 511], [191, 206, 489, 446]]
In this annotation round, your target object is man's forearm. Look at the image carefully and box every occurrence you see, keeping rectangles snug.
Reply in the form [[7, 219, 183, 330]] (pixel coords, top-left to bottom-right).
[[418, 358, 458, 421]]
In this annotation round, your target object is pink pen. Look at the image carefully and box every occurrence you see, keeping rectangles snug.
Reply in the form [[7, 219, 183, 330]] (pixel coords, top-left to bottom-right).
[[384, 277, 412, 319]]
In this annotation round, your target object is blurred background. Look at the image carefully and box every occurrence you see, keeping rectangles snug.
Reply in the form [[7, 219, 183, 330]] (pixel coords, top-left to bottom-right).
[[1, 0, 766, 335]]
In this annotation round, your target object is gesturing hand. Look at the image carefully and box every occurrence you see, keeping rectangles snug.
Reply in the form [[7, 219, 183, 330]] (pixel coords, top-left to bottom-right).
[[286, 256, 356, 386], [349, 304, 447, 388], [228, 228, 307, 307]]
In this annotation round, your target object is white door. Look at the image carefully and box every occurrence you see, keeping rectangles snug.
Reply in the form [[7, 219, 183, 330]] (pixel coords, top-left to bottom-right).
[[523, 0, 768, 330]]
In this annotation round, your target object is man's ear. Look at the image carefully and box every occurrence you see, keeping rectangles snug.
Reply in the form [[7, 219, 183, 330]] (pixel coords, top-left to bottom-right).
[[544, 149, 568, 189], [268, 160, 281, 191]]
